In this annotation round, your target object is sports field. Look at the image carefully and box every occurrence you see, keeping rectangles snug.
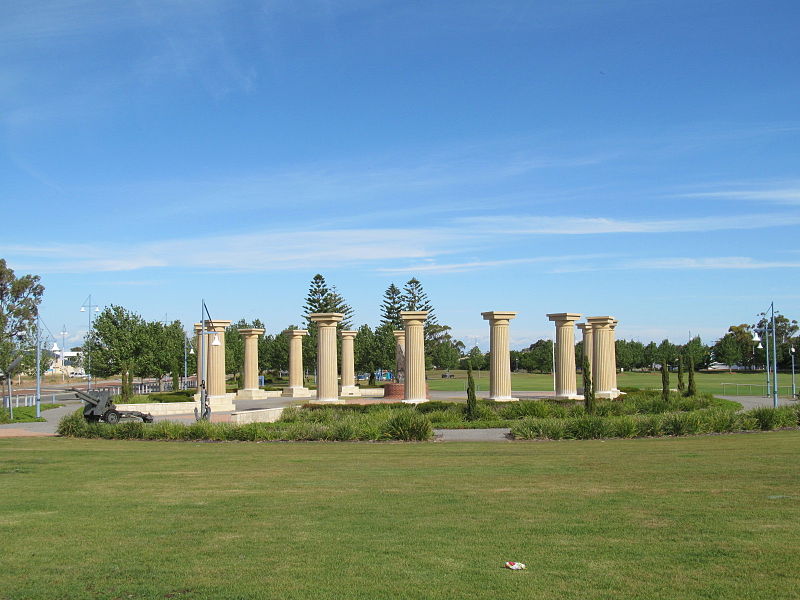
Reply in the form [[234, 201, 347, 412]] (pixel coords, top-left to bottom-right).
[[427, 369, 784, 396], [2, 433, 798, 599]]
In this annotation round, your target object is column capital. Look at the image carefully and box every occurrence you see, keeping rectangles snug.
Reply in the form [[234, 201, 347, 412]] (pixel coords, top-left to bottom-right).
[[309, 313, 344, 327], [586, 316, 616, 329], [400, 311, 428, 326], [193, 323, 202, 333], [285, 329, 308, 339], [203, 320, 232, 332], [482, 311, 518, 323], [393, 330, 405, 341], [609, 319, 618, 330], [340, 330, 357, 340], [576, 322, 590, 332], [547, 312, 582, 324], [238, 328, 265, 337]]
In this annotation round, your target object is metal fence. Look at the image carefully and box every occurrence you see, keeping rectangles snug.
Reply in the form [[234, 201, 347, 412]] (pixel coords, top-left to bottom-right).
[[2, 394, 59, 409], [720, 383, 797, 398]]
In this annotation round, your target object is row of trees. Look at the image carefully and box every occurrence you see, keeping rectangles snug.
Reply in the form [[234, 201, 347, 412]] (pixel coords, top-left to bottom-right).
[[712, 313, 798, 371], [0, 259, 46, 381]]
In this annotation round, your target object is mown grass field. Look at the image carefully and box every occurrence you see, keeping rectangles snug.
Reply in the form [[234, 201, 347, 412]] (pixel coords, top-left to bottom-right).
[[426, 369, 779, 396], [2, 433, 799, 599]]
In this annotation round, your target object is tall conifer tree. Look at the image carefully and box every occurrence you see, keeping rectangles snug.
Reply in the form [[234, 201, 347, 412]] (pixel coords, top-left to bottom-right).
[[380, 283, 404, 329]]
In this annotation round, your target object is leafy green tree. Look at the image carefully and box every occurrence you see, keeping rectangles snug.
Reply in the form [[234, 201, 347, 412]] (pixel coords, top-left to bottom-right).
[[582, 354, 594, 414], [0, 259, 44, 380], [519, 339, 553, 373], [354, 324, 377, 380], [85, 305, 144, 400], [712, 333, 742, 372], [643, 342, 658, 370], [379, 283, 404, 329], [430, 339, 461, 370], [657, 339, 677, 365], [683, 336, 711, 370]]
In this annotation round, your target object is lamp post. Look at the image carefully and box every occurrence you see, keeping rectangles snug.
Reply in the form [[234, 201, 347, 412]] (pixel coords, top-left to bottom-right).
[[791, 346, 796, 399], [59, 326, 67, 381], [80, 295, 100, 390], [183, 336, 194, 390]]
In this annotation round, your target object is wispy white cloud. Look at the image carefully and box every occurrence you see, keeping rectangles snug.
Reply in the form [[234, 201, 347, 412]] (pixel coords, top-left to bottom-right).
[[553, 256, 800, 273], [678, 186, 800, 205], [378, 254, 613, 274], [460, 213, 800, 235]]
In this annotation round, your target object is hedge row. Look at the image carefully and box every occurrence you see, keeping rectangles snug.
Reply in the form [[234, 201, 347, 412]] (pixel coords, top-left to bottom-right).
[[511, 405, 800, 440], [56, 406, 432, 442]]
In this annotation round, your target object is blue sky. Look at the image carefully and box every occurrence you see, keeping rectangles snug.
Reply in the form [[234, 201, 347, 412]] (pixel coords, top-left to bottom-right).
[[2, 0, 799, 350]]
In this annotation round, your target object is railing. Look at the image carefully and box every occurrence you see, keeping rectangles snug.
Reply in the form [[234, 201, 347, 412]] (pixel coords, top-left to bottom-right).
[[720, 383, 797, 398], [2, 394, 59, 409]]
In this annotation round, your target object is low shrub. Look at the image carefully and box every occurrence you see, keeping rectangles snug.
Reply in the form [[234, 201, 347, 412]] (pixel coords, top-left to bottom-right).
[[381, 410, 433, 441]]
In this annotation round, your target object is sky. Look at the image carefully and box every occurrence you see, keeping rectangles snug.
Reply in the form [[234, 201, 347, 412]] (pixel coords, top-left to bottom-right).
[[2, 0, 799, 351]]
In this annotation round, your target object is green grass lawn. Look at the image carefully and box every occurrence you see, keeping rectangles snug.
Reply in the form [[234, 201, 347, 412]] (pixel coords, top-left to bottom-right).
[[0, 403, 60, 423], [427, 369, 780, 396], [1, 434, 799, 599]]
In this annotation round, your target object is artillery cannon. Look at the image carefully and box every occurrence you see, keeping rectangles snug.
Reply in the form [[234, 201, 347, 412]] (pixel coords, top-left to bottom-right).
[[72, 388, 154, 424]]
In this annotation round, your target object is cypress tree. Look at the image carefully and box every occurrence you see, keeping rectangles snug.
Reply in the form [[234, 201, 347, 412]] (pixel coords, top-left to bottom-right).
[[466, 362, 478, 421], [582, 354, 594, 414], [677, 355, 685, 394], [661, 361, 670, 402], [686, 357, 697, 397]]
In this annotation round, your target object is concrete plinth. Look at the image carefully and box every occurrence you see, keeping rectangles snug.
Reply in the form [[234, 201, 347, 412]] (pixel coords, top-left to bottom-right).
[[282, 386, 313, 398], [482, 311, 518, 402], [401, 311, 428, 403]]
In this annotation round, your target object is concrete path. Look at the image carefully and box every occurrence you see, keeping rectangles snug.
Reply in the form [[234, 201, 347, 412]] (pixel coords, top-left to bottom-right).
[[434, 428, 512, 442], [0, 400, 82, 437]]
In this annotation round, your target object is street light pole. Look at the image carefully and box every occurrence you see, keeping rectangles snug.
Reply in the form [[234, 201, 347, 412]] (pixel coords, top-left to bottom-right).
[[35, 316, 41, 418], [770, 302, 779, 408], [80, 295, 99, 391], [59, 325, 68, 382], [791, 346, 796, 399]]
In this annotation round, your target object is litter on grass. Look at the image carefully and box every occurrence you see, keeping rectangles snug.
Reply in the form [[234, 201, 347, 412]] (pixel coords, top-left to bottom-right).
[[504, 562, 526, 570]]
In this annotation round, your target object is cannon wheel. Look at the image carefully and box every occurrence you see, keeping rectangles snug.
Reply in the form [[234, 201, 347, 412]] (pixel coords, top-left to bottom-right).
[[104, 410, 121, 425]]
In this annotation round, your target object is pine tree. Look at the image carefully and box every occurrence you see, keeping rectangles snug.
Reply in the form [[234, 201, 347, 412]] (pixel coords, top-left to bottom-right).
[[466, 363, 478, 421], [582, 354, 594, 414], [379, 283, 404, 329], [401, 277, 436, 323], [303, 274, 331, 326], [327, 285, 354, 329], [677, 355, 685, 394], [661, 360, 670, 402]]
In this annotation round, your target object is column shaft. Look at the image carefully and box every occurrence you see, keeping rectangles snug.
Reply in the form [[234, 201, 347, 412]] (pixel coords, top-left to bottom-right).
[[482, 311, 518, 401], [393, 330, 406, 382], [588, 316, 617, 398], [340, 331, 358, 396], [547, 313, 582, 399], [309, 314, 344, 402], [401, 311, 428, 403], [283, 330, 310, 397]]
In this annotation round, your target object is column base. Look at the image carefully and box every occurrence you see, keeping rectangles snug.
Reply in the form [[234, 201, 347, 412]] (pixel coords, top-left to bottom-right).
[[207, 393, 237, 411], [281, 386, 312, 398], [595, 390, 622, 399], [310, 396, 345, 405], [554, 394, 583, 401], [235, 388, 271, 401], [402, 398, 429, 404], [489, 396, 519, 402], [339, 385, 360, 397]]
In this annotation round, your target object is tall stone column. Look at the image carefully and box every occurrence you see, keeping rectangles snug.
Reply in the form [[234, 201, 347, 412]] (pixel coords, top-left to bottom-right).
[[309, 313, 343, 403], [340, 330, 358, 396], [481, 311, 518, 402], [236, 328, 268, 400], [282, 329, 311, 397], [587, 316, 618, 399], [401, 311, 428, 403], [610, 319, 619, 392], [547, 313, 582, 400], [393, 330, 406, 382], [204, 319, 235, 410]]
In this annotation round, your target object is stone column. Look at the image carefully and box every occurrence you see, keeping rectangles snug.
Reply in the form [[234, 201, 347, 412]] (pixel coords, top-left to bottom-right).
[[204, 319, 235, 410], [283, 329, 311, 397], [481, 311, 518, 402], [576, 323, 593, 372], [339, 330, 358, 396], [401, 311, 428, 403], [587, 316, 618, 399], [547, 313, 582, 400], [610, 319, 619, 392], [309, 313, 343, 403], [393, 330, 406, 382], [236, 328, 268, 400]]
